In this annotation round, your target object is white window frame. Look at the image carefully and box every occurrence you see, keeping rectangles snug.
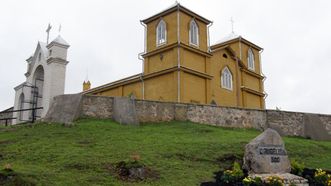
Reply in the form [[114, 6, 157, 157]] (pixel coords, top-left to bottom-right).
[[189, 19, 199, 47], [156, 19, 167, 47], [248, 48, 255, 71], [221, 67, 233, 91]]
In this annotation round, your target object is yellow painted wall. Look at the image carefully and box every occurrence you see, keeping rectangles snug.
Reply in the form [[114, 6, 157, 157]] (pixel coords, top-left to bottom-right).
[[96, 86, 123, 97], [181, 71, 206, 104], [242, 73, 261, 92], [144, 72, 177, 102], [210, 50, 238, 107], [243, 92, 262, 109], [240, 42, 261, 74], [145, 48, 176, 74], [123, 81, 142, 98], [180, 12, 208, 52], [147, 13, 178, 52], [181, 48, 206, 72]]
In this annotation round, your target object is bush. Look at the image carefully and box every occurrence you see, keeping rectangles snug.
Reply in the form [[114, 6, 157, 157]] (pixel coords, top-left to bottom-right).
[[291, 159, 305, 176], [314, 168, 331, 186], [220, 162, 244, 185], [242, 176, 263, 186], [265, 175, 284, 186]]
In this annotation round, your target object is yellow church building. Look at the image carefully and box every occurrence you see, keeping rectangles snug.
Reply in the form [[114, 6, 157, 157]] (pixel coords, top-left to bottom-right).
[[83, 3, 266, 109]]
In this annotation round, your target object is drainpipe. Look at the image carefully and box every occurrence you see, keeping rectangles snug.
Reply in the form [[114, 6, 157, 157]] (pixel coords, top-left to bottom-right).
[[207, 22, 213, 52], [138, 20, 147, 100], [239, 36, 242, 60], [259, 48, 267, 108], [177, 4, 181, 103]]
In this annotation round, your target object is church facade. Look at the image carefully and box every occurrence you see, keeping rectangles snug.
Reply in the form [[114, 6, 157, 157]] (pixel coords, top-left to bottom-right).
[[83, 3, 266, 109], [12, 35, 70, 124]]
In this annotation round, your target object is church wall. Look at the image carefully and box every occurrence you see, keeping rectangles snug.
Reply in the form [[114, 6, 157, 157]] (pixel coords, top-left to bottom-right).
[[210, 50, 238, 107], [181, 48, 206, 73], [242, 72, 261, 92], [243, 92, 262, 109], [179, 12, 208, 52], [146, 12, 178, 52], [122, 82, 142, 98], [144, 72, 177, 102], [181, 72, 206, 104], [96, 86, 123, 97], [240, 42, 261, 75], [145, 48, 176, 74]]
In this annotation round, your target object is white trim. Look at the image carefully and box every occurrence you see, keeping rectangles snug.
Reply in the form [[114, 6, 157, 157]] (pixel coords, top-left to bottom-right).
[[189, 19, 199, 47], [156, 19, 167, 47], [221, 67, 233, 91]]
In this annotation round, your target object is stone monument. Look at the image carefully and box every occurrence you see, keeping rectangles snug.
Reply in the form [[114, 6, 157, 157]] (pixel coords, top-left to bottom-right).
[[243, 128, 308, 186]]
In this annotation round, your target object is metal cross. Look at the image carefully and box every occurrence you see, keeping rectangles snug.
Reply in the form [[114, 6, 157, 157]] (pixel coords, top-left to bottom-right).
[[58, 24, 62, 33], [230, 17, 235, 34], [46, 23, 52, 44]]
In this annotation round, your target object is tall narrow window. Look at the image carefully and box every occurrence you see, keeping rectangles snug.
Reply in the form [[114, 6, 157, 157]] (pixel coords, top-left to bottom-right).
[[38, 53, 41, 61], [189, 19, 199, 46], [248, 48, 255, 71], [156, 19, 166, 46], [221, 67, 233, 90]]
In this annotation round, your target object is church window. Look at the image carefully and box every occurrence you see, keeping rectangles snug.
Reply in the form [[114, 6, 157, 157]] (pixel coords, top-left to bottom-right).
[[248, 48, 255, 71], [49, 50, 52, 56], [189, 19, 199, 46], [221, 67, 233, 90], [156, 19, 167, 46], [223, 53, 228, 58], [38, 53, 41, 61]]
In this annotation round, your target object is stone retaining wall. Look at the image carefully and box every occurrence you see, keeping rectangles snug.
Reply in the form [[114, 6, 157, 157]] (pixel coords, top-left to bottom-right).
[[45, 95, 331, 140]]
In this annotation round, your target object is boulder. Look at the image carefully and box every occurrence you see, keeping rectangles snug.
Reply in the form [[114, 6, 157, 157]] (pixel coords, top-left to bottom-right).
[[243, 128, 291, 174]]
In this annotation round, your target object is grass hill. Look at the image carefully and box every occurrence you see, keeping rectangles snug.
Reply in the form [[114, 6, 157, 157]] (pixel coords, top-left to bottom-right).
[[0, 119, 330, 185]]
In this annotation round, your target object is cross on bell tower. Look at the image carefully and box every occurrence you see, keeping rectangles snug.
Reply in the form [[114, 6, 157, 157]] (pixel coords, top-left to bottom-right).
[[46, 23, 52, 44]]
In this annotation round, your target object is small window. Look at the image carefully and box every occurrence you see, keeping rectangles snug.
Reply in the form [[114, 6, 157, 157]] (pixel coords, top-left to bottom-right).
[[221, 67, 233, 90], [38, 53, 41, 61], [49, 50, 52, 56], [189, 19, 199, 46], [156, 19, 167, 46], [248, 48, 255, 71], [223, 54, 228, 58]]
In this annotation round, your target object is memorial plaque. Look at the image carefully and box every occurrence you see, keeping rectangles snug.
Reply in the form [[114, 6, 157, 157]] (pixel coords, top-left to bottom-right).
[[243, 128, 291, 174]]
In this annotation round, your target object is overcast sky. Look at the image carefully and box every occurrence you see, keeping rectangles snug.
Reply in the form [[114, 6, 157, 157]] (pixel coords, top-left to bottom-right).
[[1, 0, 331, 114]]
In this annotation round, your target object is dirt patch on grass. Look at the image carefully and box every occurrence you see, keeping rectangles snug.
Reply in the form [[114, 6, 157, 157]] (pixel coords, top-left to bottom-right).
[[0, 169, 36, 186], [0, 140, 14, 146], [76, 139, 94, 147], [105, 161, 159, 182], [64, 163, 92, 171], [216, 153, 243, 170], [0, 128, 17, 132]]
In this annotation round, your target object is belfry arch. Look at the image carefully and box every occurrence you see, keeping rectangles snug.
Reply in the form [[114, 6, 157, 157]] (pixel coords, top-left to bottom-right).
[[32, 65, 44, 118]]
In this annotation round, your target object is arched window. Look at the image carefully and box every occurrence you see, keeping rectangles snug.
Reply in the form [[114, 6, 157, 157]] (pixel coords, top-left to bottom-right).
[[248, 48, 255, 71], [189, 19, 199, 46], [156, 19, 167, 46], [221, 67, 233, 90], [38, 53, 41, 61]]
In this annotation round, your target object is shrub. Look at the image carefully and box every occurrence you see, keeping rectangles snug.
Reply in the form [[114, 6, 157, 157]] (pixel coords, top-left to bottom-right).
[[243, 176, 263, 186], [220, 162, 244, 185], [314, 168, 331, 186], [265, 175, 284, 186], [291, 159, 305, 176]]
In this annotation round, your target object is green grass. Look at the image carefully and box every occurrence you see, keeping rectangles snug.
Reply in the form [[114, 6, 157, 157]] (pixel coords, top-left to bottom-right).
[[0, 119, 330, 185]]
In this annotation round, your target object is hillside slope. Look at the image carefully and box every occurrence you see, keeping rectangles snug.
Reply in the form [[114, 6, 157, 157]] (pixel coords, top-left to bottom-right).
[[0, 119, 330, 185]]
